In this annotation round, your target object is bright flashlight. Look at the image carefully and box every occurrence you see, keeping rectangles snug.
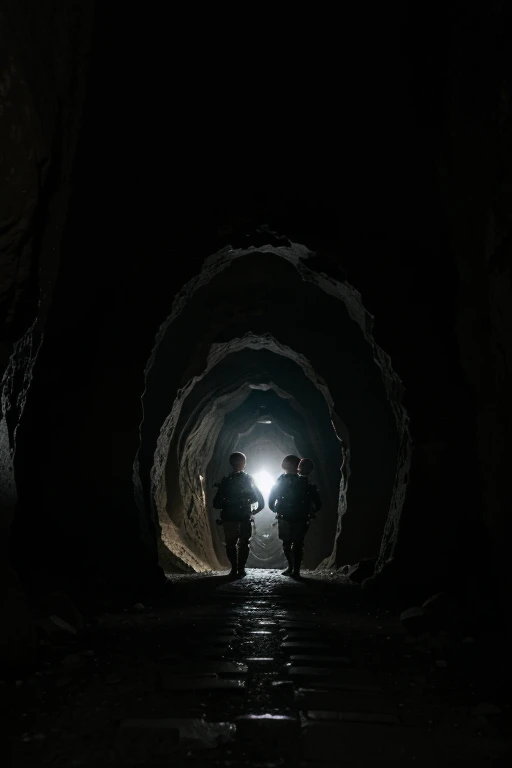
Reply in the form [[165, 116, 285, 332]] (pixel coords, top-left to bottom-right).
[[254, 470, 274, 502]]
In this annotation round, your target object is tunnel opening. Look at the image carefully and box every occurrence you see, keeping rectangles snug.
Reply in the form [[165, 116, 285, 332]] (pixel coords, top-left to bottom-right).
[[151, 347, 345, 573], [216, 407, 300, 572], [206, 385, 343, 572], [135, 238, 408, 579], [233, 411, 307, 571]]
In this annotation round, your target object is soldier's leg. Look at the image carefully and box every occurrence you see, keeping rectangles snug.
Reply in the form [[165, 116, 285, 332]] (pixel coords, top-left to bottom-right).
[[237, 520, 252, 576], [222, 521, 239, 576], [291, 521, 309, 577], [278, 519, 293, 575]]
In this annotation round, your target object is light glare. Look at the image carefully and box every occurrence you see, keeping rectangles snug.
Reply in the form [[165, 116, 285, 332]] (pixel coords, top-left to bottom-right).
[[254, 470, 274, 501]]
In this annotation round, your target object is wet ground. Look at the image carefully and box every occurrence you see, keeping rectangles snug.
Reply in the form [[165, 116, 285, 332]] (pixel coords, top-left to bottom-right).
[[6, 569, 512, 766]]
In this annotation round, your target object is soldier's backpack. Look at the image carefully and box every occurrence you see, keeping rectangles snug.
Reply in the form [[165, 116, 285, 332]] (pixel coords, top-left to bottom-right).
[[275, 475, 310, 519], [216, 472, 258, 521]]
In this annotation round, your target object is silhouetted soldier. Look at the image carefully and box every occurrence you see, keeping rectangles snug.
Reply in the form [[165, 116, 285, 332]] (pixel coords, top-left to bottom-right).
[[269, 455, 322, 578], [213, 452, 264, 578]]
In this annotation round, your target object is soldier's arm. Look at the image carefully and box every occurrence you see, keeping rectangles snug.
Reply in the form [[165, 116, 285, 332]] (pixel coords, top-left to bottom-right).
[[212, 480, 226, 509], [253, 484, 265, 513], [268, 481, 280, 512], [311, 485, 322, 513]]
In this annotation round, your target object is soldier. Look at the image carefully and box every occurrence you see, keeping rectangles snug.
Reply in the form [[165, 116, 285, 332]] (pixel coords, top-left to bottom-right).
[[268, 455, 322, 578], [213, 452, 264, 578]]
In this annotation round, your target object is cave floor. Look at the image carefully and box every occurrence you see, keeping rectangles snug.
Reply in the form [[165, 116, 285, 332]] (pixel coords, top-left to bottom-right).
[[8, 569, 512, 766]]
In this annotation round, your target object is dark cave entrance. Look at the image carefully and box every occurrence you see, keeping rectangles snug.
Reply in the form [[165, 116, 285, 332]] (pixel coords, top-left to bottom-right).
[[134, 241, 408, 577]]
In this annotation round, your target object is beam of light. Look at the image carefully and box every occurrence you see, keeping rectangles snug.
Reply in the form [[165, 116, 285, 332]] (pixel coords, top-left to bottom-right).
[[254, 470, 275, 502]]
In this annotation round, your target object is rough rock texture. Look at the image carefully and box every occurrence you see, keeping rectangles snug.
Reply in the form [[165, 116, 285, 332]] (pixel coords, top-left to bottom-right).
[[139, 251, 400, 573], [154, 348, 346, 572], [441, 11, 512, 626], [0, 0, 94, 667], [348, 558, 378, 584]]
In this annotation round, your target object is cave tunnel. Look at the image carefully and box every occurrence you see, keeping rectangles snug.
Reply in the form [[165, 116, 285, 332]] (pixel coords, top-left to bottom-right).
[[136, 246, 403, 579], [2, 3, 512, 763]]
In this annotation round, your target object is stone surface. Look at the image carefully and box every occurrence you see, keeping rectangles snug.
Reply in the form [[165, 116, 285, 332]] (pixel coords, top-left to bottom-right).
[[203, 662, 248, 676], [0, 569, 37, 667], [9, 572, 512, 765], [164, 660, 248, 676], [297, 689, 398, 714], [162, 675, 246, 692], [399, 607, 428, 635], [38, 591, 83, 630], [236, 714, 299, 733], [117, 718, 236, 760], [472, 702, 501, 716], [307, 710, 401, 724], [288, 667, 333, 678], [302, 722, 438, 762], [289, 655, 350, 665], [281, 642, 331, 651], [347, 557, 377, 583], [236, 715, 301, 759], [279, 621, 316, 629], [245, 657, 275, 662], [192, 634, 236, 645], [118, 720, 180, 760], [295, 668, 380, 692], [283, 632, 325, 641], [120, 719, 181, 732], [188, 646, 227, 658]]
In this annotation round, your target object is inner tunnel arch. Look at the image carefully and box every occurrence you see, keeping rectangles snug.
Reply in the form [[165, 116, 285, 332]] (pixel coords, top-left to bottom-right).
[[154, 346, 344, 572]]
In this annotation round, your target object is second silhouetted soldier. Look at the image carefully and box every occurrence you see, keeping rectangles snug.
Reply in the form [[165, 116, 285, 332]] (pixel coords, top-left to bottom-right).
[[269, 455, 322, 578]]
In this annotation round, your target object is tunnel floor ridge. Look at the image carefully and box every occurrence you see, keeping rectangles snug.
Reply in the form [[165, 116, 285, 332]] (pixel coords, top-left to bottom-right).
[[8, 569, 512, 766]]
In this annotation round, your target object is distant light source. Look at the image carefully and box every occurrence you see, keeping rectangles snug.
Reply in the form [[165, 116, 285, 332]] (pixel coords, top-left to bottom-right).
[[257, 419, 272, 424], [254, 470, 274, 501]]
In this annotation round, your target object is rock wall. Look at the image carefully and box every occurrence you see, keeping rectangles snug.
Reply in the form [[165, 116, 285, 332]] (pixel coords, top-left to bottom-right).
[[0, 0, 94, 666], [442, 8, 512, 620]]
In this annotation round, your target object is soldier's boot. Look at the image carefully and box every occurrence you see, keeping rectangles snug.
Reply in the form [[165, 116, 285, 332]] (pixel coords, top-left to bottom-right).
[[226, 545, 238, 578], [237, 541, 250, 577], [281, 545, 293, 576]]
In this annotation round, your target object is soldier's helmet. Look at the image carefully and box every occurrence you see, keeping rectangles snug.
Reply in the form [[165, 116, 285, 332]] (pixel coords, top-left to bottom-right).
[[229, 452, 246, 470], [281, 455, 300, 472], [298, 458, 314, 476]]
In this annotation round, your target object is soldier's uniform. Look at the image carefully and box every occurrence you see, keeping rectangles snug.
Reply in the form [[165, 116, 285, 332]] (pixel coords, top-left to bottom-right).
[[269, 472, 322, 577], [213, 470, 264, 576]]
